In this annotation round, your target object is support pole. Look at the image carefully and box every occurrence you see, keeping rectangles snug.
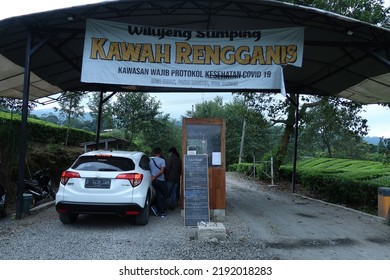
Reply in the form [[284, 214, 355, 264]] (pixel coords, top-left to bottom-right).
[[15, 33, 33, 219], [95, 91, 104, 150], [270, 157, 274, 186], [253, 155, 256, 178], [238, 118, 246, 163], [291, 93, 299, 193]]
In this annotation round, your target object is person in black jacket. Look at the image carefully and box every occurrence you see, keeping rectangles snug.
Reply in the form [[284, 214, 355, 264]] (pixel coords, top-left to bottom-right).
[[165, 147, 182, 210]]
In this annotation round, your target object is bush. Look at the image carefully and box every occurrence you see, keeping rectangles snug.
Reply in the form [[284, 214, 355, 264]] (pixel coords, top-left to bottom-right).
[[0, 112, 93, 203], [0, 112, 96, 146], [0, 120, 19, 198], [279, 157, 390, 213]]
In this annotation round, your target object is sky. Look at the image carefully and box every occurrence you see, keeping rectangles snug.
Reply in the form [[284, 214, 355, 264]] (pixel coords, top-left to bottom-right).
[[1, 0, 390, 137]]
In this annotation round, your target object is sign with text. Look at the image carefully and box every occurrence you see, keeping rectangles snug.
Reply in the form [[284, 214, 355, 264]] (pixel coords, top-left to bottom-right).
[[184, 154, 209, 226], [81, 19, 304, 92]]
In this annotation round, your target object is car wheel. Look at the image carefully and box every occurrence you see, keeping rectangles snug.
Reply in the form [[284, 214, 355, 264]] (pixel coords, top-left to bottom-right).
[[135, 196, 150, 226], [59, 213, 78, 224]]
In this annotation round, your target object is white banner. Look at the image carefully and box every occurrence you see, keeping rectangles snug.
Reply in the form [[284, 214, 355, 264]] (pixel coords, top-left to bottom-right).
[[81, 19, 304, 91]]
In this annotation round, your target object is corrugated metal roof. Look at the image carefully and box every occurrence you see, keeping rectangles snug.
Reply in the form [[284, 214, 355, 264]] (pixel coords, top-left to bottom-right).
[[0, 0, 389, 104]]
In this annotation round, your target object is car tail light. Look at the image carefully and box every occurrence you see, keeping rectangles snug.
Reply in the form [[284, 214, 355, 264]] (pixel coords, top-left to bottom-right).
[[61, 171, 80, 185], [116, 173, 143, 187]]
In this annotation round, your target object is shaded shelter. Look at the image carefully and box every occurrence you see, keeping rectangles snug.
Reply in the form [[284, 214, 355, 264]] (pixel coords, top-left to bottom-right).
[[0, 0, 390, 218], [80, 137, 130, 153]]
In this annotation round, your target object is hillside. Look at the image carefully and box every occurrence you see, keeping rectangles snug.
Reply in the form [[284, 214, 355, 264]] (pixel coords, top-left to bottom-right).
[[364, 136, 381, 145]]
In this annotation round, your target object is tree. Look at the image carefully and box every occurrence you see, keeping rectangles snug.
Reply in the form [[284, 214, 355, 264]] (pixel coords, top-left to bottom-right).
[[235, 92, 297, 169], [135, 115, 182, 156], [224, 95, 273, 164], [236, 92, 370, 170], [87, 92, 114, 133], [299, 97, 369, 158], [284, 0, 390, 27], [0, 97, 37, 119], [54, 91, 85, 146], [113, 92, 161, 144], [185, 96, 226, 118], [40, 113, 60, 125], [382, 138, 390, 164], [236, 0, 390, 170]]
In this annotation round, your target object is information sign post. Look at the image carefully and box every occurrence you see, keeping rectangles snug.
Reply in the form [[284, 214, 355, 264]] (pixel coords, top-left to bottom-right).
[[182, 118, 226, 222], [184, 154, 209, 226]]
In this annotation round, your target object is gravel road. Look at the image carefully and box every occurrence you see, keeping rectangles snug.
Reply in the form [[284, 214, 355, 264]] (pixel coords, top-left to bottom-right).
[[0, 172, 389, 260]]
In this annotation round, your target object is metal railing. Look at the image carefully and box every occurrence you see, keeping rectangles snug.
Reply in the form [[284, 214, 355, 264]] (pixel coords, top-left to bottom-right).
[[247, 156, 275, 186]]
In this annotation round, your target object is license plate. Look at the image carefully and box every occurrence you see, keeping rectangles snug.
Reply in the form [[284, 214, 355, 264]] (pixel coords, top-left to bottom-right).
[[85, 178, 111, 189]]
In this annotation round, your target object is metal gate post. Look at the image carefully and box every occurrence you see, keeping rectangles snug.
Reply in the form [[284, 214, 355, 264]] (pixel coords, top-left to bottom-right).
[[15, 33, 32, 219], [291, 93, 299, 193]]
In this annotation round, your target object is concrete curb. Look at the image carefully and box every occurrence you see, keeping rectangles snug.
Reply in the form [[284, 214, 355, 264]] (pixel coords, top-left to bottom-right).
[[293, 193, 385, 222], [9, 200, 55, 220]]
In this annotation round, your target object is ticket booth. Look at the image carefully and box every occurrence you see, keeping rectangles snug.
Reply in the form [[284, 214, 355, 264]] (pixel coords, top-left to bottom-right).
[[182, 118, 226, 221]]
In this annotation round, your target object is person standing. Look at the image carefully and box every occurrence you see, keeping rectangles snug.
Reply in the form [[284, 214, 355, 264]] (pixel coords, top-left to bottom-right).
[[165, 147, 182, 210], [149, 147, 168, 217]]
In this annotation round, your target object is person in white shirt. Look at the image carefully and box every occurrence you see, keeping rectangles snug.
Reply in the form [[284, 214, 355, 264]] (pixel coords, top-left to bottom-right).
[[149, 147, 168, 217]]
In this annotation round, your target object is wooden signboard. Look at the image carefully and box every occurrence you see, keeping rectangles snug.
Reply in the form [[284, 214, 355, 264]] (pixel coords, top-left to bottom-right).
[[184, 154, 209, 226]]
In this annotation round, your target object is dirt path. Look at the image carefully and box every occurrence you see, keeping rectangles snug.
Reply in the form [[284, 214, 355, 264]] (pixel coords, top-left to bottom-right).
[[226, 172, 390, 259]]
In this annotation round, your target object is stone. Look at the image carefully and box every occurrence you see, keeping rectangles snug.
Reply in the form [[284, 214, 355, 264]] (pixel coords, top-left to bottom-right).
[[197, 222, 226, 241]]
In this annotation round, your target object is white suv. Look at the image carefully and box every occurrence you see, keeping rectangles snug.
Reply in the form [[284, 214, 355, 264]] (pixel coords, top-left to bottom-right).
[[55, 150, 153, 225]]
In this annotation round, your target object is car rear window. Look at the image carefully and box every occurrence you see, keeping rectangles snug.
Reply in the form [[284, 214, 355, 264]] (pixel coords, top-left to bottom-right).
[[71, 156, 135, 171]]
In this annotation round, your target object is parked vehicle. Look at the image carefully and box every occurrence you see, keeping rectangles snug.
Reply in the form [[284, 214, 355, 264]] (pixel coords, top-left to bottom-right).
[[24, 168, 55, 208], [55, 150, 154, 225], [0, 183, 6, 218]]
